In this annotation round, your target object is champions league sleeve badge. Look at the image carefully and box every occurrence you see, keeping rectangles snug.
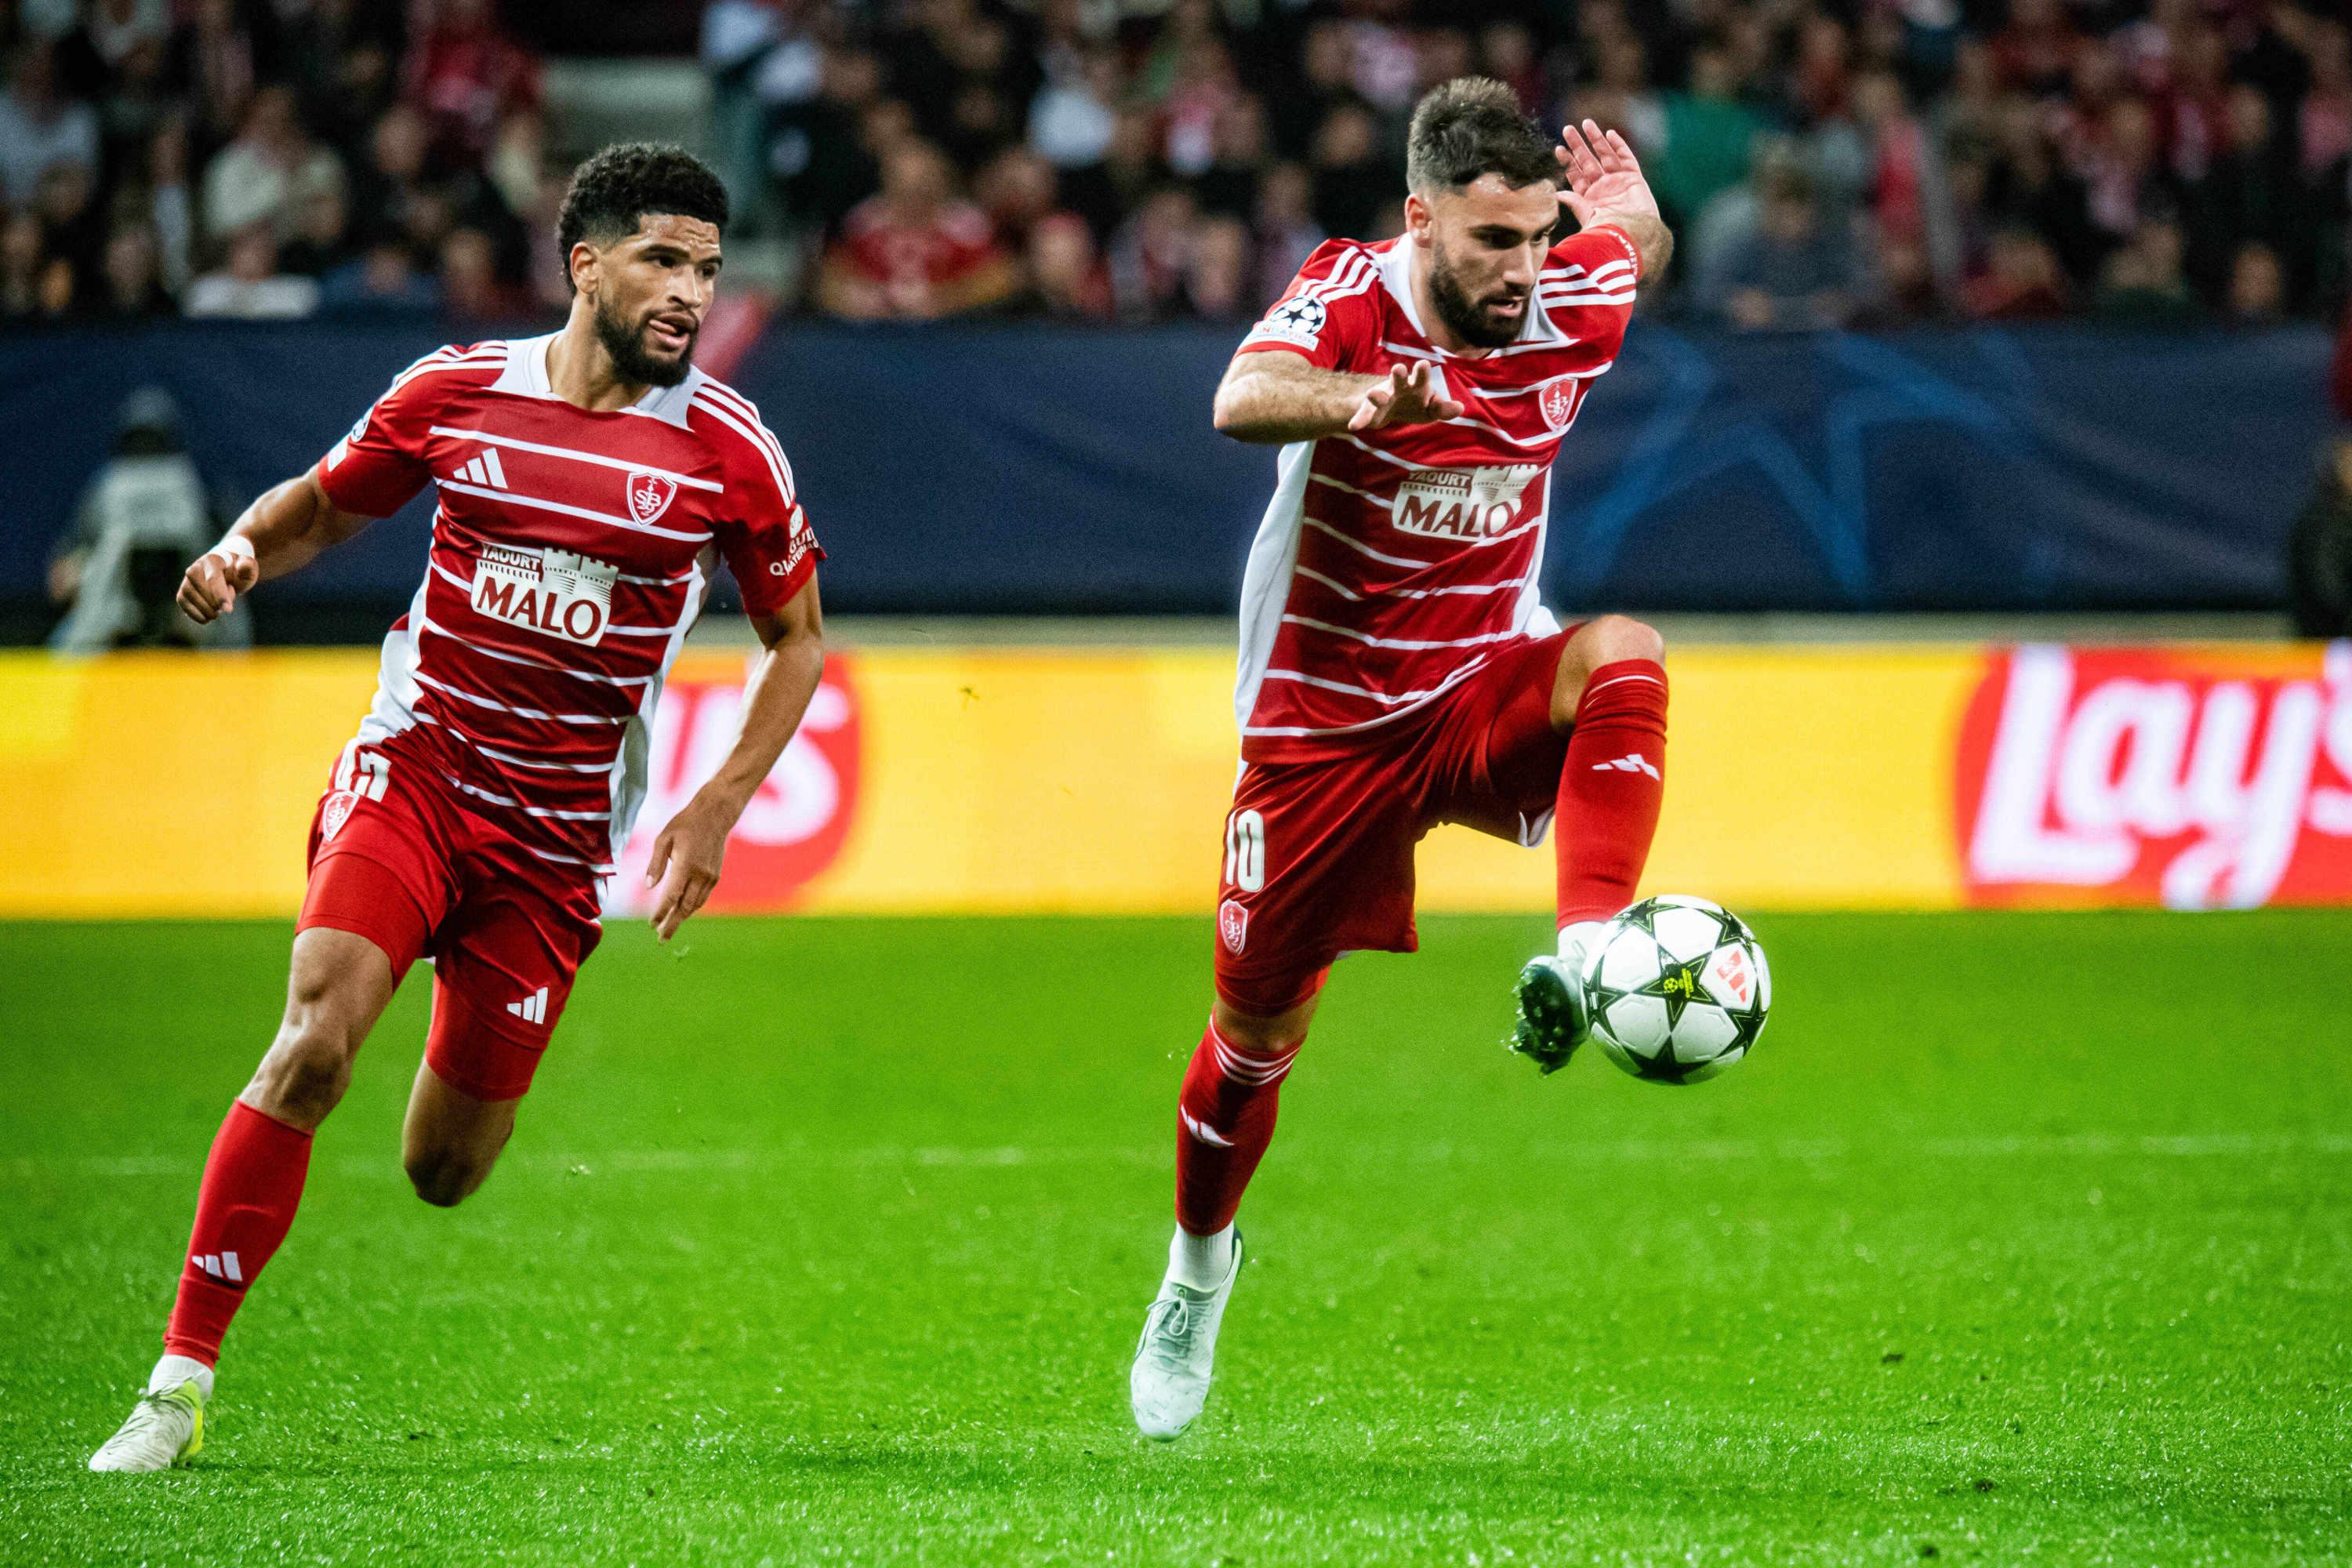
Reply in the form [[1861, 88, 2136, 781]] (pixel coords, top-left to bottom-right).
[[1250, 292, 1328, 349]]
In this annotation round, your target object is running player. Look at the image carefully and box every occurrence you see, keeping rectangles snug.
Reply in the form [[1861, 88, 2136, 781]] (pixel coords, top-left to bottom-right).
[[89, 144, 826, 1472], [1130, 82, 1675, 1439]]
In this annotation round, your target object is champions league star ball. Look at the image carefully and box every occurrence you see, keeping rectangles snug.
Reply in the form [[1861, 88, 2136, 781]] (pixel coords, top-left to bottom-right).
[[1580, 896, 1771, 1084]]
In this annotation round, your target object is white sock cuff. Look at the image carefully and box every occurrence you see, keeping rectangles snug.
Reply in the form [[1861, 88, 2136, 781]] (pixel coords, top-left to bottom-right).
[[1206, 1020, 1299, 1088], [147, 1352, 215, 1400], [1558, 919, 1608, 965], [1168, 1222, 1236, 1292]]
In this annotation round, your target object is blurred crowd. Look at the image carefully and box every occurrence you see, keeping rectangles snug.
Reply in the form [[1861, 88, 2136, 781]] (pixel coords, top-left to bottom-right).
[[713, 0, 2352, 327], [0, 0, 561, 323], [2, 0, 2348, 332]]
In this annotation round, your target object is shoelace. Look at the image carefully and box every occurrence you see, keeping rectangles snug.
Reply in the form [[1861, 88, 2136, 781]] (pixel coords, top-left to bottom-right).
[[1139, 1296, 1196, 1366]]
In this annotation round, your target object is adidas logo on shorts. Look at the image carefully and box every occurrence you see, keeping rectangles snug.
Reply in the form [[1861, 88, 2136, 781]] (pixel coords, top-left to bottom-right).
[[506, 986, 549, 1025]]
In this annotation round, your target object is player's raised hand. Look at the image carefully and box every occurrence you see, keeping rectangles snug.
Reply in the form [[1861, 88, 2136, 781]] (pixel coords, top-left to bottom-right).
[[1555, 119, 1660, 229], [644, 793, 733, 941], [176, 539, 260, 624], [1348, 361, 1464, 433]]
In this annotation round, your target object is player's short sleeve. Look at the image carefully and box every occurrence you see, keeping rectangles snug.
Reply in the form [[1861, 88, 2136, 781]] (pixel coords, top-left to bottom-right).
[[314, 348, 464, 517], [710, 408, 823, 619], [1236, 241, 1383, 372], [1541, 225, 1642, 358]]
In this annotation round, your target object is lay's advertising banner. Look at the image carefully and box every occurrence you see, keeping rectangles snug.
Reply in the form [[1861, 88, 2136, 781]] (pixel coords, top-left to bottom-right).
[[1, 641, 2346, 920]]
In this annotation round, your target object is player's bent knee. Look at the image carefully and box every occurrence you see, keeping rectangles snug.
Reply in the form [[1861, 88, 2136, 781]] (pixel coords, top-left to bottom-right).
[[405, 1147, 492, 1207], [1583, 613, 1664, 667], [247, 1017, 361, 1125], [1212, 996, 1316, 1054]]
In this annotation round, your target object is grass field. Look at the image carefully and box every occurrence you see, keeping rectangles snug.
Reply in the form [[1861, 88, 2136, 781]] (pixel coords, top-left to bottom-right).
[[2, 910, 2348, 1566]]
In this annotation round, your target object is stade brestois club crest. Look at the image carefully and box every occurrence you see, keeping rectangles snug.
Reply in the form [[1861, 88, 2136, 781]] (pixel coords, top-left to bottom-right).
[[1540, 379, 1574, 430], [627, 470, 678, 524]]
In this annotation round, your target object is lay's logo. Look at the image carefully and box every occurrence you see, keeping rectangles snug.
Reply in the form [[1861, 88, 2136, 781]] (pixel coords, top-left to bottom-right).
[[1955, 644, 2352, 910]]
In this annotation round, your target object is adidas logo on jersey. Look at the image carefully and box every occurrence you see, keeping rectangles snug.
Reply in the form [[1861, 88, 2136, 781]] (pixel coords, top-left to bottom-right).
[[448, 448, 510, 489], [506, 986, 549, 1025], [1593, 753, 1661, 779]]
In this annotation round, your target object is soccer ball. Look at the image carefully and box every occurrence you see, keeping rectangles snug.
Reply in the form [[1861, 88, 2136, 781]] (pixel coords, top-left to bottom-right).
[[1579, 895, 1770, 1084]]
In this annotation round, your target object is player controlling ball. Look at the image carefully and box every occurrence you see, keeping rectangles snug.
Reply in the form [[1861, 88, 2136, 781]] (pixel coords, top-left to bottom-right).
[[89, 144, 826, 1472], [1130, 81, 1677, 1439]]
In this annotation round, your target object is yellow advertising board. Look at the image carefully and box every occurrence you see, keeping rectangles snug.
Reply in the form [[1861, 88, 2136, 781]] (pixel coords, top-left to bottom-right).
[[6, 640, 2343, 919], [0, 644, 1976, 919]]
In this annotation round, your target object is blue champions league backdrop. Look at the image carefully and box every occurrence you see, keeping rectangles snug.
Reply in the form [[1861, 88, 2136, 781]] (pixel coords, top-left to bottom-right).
[[2, 319, 2331, 618]]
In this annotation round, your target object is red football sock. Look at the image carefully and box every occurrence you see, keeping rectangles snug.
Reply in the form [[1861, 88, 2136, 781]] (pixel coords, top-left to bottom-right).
[[162, 1100, 314, 1366], [1555, 658, 1669, 927], [1174, 1020, 1299, 1236]]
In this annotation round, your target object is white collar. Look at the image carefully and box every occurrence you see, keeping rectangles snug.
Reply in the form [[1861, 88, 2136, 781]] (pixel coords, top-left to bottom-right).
[[490, 331, 703, 429], [1378, 238, 1570, 358]]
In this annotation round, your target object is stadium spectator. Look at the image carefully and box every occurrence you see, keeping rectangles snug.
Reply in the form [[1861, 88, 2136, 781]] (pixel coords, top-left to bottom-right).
[[0, 40, 99, 208], [1, 207, 65, 318], [31, 160, 103, 310], [1308, 103, 1392, 242], [1251, 161, 1324, 306], [169, 0, 261, 152], [1014, 210, 1111, 319], [1107, 183, 1198, 319], [318, 230, 439, 314], [1961, 224, 2072, 320], [2094, 216, 2198, 322], [1652, 45, 1766, 231], [405, 0, 540, 165], [974, 146, 1061, 253], [774, 45, 891, 236], [200, 85, 343, 245], [144, 112, 194, 294], [1028, 45, 1120, 170], [817, 136, 1015, 319], [183, 223, 318, 318], [437, 226, 510, 319], [2225, 241, 2288, 324], [95, 218, 172, 318], [1697, 162, 1874, 331], [1174, 212, 1251, 321], [0, 0, 2343, 331]]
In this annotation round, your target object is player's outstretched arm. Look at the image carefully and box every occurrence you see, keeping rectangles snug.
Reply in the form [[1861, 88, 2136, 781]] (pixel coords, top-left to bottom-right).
[[176, 471, 373, 625], [1555, 118, 1674, 286], [1211, 350, 1464, 445], [643, 574, 826, 942]]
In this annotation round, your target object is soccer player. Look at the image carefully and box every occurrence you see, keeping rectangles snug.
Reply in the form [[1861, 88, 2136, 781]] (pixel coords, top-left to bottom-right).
[[1129, 82, 1675, 1439], [89, 144, 826, 1472]]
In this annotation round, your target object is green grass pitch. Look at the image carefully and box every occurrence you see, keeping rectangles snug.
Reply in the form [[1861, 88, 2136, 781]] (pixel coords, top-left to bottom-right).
[[2, 911, 2348, 1564]]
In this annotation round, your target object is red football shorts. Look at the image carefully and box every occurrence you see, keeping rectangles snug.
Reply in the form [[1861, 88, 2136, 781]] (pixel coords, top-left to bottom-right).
[[1213, 631, 1570, 1017], [296, 731, 603, 1102]]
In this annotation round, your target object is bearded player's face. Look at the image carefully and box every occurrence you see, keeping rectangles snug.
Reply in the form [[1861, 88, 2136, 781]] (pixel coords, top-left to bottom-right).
[[1410, 175, 1560, 350], [583, 212, 723, 388]]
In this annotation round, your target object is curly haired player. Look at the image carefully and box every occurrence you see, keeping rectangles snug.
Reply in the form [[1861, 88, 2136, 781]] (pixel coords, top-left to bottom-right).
[[1130, 82, 1675, 1439], [90, 145, 827, 1472]]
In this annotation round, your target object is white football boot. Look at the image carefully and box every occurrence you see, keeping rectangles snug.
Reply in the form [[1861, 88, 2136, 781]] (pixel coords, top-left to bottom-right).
[[1131, 1229, 1246, 1440], [1511, 919, 1608, 1074], [89, 1379, 206, 1472]]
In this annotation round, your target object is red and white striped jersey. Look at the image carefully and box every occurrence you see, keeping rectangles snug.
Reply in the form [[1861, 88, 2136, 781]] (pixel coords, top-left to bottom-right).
[[313, 332, 822, 877], [1229, 227, 1639, 760]]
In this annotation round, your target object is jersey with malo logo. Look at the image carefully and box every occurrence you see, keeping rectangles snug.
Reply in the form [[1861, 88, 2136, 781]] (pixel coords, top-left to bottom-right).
[[314, 333, 823, 875], [1230, 227, 1639, 760]]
